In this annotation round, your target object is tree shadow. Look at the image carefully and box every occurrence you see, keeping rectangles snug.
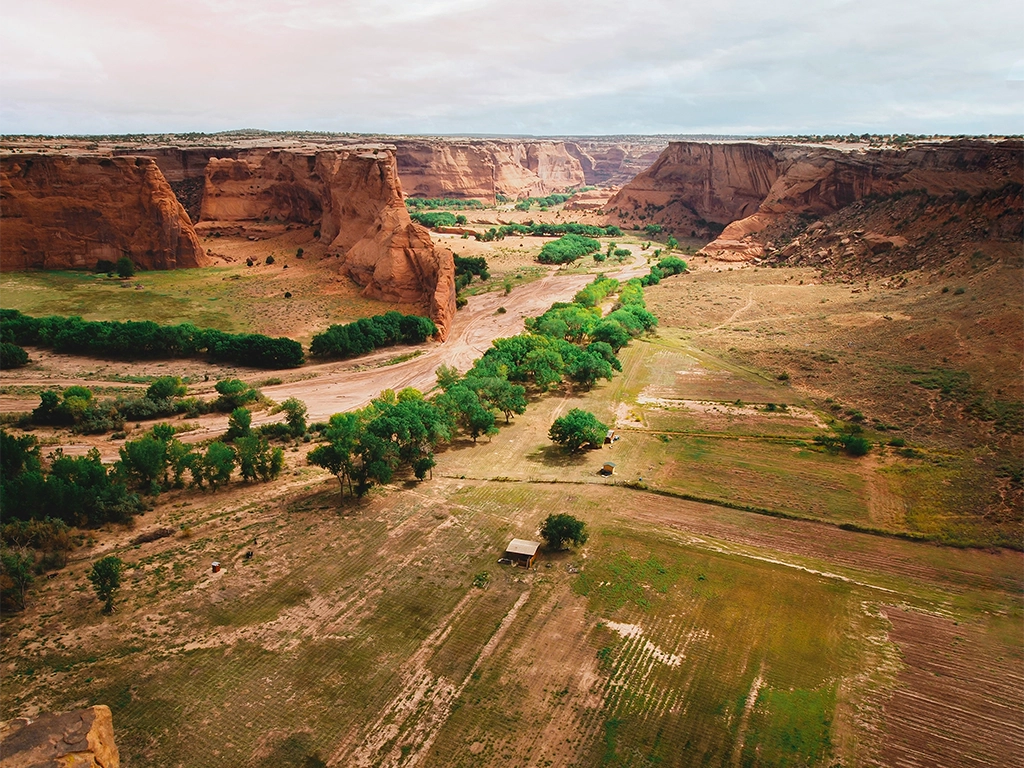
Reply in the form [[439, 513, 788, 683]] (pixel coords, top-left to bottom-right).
[[525, 444, 592, 467]]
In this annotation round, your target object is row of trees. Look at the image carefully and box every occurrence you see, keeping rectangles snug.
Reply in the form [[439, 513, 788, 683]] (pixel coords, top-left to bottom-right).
[[410, 211, 469, 228], [1, 310, 304, 369], [477, 222, 622, 242], [309, 312, 438, 360], [28, 376, 262, 435], [537, 234, 602, 264], [307, 275, 663, 497], [405, 197, 485, 210]]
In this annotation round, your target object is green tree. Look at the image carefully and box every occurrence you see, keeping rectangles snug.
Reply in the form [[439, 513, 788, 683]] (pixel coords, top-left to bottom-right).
[[279, 397, 308, 437], [235, 435, 284, 482], [88, 555, 124, 613], [118, 435, 167, 493], [549, 409, 607, 452], [540, 513, 589, 550], [0, 547, 34, 610], [666, 235, 679, 250], [146, 376, 187, 401], [116, 257, 136, 278], [308, 412, 363, 497], [226, 407, 252, 441], [214, 378, 259, 412], [200, 442, 236, 490]]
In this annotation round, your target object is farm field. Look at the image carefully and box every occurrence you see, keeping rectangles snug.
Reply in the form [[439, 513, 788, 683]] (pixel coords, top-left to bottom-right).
[[1, 219, 1022, 766]]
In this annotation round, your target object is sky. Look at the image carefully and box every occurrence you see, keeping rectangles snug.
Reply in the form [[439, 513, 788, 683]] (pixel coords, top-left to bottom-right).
[[1, 0, 1022, 136]]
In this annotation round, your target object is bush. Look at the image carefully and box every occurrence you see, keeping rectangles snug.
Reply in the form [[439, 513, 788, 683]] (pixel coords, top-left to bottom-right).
[[0, 342, 29, 368], [537, 235, 602, 264]]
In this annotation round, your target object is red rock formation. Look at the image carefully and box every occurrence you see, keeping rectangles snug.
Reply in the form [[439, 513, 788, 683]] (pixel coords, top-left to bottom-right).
[[393, 140, 586, 202], [0, 154, 208, 272], [606, 142, 779, 236], [199, 146, 456, 339], [565, 140, 668, 186], [317, 147, 456, 339], [608, 139, 1024, 261], [0, 705, 119, 767]]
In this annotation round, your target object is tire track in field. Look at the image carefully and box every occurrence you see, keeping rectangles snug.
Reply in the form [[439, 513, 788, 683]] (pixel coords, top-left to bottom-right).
[[333, 590, 531, 768]]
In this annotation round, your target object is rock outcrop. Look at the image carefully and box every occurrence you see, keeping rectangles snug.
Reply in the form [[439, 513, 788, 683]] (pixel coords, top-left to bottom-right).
[[607, 139, 1024, 261], [0, 154, 208, 272], [393, 140, 586, 202], [565, 140, 668, 186], [199, 146, 456, 338], [0, 705, 119, 767]]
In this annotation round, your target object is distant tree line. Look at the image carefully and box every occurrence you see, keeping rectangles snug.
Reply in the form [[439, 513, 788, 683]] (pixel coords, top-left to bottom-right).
[[309, 311, 437, 360], [1, 309, 304, 369], [405, 197, 486, 210], [410, 211, 469, 229], [476, 222, 622, 242]]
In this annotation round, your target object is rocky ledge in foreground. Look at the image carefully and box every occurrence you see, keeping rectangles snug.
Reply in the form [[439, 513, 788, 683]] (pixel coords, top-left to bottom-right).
[[0, 705, 119, 768]]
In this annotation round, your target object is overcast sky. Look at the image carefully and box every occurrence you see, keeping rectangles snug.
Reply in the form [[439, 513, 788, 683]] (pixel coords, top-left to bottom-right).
[[2, 0, 1022, 136]]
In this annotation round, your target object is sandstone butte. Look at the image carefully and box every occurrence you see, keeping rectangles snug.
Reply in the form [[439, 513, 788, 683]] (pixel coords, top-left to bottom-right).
[[606, 138, 1024, 260], [0, 705, 119, 768]]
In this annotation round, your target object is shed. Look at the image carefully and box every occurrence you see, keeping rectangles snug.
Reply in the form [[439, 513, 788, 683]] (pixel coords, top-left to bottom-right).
[[601, 462, 616, 475], [503, 538, 541, 569], [605, 429, 615, 444]]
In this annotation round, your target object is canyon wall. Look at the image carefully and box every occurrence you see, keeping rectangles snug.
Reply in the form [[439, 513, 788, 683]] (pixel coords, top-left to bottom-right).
[[607, 139, 1024, 261], [565, 140, 668, 186], [0, 705, 119, 767], [199, 146, 456, 338], [393, 139, 586, 202], [0, 154, 208, 272]]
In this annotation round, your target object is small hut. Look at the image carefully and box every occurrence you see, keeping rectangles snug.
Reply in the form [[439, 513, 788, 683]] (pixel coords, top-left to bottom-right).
[[601, 462, 616, 475], [503, 538, 541, 569], [605, 429, 615, 444]]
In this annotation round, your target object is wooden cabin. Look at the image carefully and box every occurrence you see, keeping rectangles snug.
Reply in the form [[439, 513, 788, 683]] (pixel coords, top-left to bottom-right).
[[601, 462, 616, 475], [503, 538, 541, 569]]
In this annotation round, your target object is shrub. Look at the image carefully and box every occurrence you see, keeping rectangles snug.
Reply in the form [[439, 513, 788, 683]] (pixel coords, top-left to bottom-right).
[[537, 235, 601, 264], [0, 342, 29, 368]]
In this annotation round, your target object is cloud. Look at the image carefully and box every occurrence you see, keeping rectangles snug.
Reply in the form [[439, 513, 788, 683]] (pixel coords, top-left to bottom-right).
[[1, 0, 1021, 134]]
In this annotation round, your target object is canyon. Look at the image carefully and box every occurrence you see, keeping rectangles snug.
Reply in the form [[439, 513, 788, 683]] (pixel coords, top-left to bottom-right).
[[607, 138, 1024, 263]]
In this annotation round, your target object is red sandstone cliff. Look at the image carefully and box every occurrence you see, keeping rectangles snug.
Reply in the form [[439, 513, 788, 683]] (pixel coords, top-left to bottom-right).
[[565, 140, 668, 186], [0, 154, 208, 272], [393, 140, 586, 202], [199, 146, 456, 339], [608, 139, 1024, 261]]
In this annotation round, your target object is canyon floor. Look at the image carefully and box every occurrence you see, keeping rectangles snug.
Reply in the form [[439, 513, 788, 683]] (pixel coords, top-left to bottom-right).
[[1, 220, 1021, 767]]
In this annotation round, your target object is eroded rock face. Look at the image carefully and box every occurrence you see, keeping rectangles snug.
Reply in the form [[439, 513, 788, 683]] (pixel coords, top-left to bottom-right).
[[607, 139, 1024, 261], [565, 140, 668, 186], [0, 705, 119, 768], [394, 140, 586, 202], [200, 146, 456, 339], [0, 154, 208, 272]]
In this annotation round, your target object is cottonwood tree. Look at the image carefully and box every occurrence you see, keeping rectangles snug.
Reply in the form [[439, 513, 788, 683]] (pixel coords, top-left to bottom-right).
[[540, 513, 589, 550], [548, 409, 607, 452], [88, 555, 124, 613]]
